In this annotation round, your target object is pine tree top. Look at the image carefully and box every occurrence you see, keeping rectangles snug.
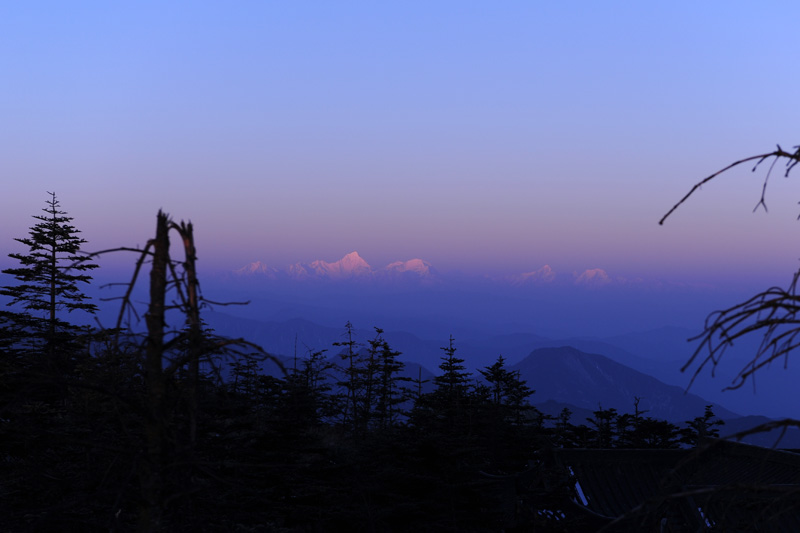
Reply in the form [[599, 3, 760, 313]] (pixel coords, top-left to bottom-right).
[[1, 192, 99, 321]]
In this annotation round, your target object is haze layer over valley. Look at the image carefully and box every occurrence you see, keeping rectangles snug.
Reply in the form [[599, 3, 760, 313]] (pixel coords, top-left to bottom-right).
[[215, 251, 764, 337]]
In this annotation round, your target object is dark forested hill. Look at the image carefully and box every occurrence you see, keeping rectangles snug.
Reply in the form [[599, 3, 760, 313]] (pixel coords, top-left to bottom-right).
[[512, 346, 740, 423]]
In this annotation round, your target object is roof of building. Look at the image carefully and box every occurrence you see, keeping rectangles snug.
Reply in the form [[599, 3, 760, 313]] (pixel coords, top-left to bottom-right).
[[533, 441, 800, 531]]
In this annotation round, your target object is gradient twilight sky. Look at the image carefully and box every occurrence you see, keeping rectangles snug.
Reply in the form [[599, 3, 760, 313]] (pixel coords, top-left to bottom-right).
[[2, 2, 800, 284]]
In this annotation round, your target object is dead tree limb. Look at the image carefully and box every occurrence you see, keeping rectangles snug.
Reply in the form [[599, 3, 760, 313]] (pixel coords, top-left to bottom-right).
[[659, 145, 800, 225], [682, 268, 800, 391]]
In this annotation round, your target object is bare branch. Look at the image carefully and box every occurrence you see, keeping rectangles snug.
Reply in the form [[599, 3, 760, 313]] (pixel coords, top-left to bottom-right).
[[682, 268, 800, 391], [200, 297, 251, 307], [659, 146, 800, 225], [723, 418, 800, 447], [87, 246, 157, 258], [114, 242, 154, 339]]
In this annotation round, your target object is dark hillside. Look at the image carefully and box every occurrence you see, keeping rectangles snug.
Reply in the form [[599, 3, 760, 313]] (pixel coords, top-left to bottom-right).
[[512, 346, 739, 422]]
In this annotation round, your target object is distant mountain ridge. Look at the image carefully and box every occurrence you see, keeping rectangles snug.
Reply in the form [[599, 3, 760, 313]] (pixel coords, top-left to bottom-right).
[[235, 251, 436, 282], [510, 346, 740, 423], [232, 253, 641, 289]]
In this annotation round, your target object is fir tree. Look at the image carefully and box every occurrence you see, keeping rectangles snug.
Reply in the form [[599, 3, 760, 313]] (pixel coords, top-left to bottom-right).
[[680, 405, 725, 447], [434, 334, 471, 406], [333, 321, 360, 429], [586, 406, 618, 448], [374, 337, 406, 429], [637, 417, 680, 449], [478, 355, 535, 424], [479, 355, 510, 406], [413, 335, 472, 430], [358, 327, 385, 431], [1, 192, 98, 357]]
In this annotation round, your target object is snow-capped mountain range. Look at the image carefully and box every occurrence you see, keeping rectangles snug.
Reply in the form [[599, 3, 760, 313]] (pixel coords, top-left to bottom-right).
[[234, 252, 436, 282], [233, 251, 629, 287]]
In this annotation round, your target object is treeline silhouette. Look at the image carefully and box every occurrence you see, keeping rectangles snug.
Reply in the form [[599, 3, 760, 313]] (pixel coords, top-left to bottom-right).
[[0, 197, 722, 532]]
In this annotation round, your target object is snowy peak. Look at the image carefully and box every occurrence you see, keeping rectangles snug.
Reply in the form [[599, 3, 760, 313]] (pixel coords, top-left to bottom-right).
[[574, 268, 612, 287], [385, 258, 433, 276], [509, 264, 555, 285], [233, 258, 629, 289], [342, 251, 370, 269], [234, 261, 279, 278], [308, 251, 372, 279], [287, 263, 310, 280], [233, 252, 437, 283]]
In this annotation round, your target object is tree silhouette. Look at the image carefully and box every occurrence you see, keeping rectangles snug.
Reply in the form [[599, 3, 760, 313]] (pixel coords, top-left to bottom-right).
[[680, 404, 724, 447], [333, 321, 361, 430], [434, 334, 471, 406], [586, 406, 618, 448], [374, 336, 407, 430], [1, 192, 98, 362], [409, 335, 471, 432], [478, 355, 535, 424]]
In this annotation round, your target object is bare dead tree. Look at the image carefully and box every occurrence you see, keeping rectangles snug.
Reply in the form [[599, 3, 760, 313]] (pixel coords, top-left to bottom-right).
[[139, 210, 170, 531], [76, 211, 284, 531]]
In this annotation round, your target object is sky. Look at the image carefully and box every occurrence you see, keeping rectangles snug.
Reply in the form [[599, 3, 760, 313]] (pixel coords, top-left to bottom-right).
[[2, 2, 800, 286]]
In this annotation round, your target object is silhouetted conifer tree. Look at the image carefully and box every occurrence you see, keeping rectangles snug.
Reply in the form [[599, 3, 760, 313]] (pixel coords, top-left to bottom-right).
[[433, 334, 471, 408], [410, 335, 473, 433], [680, 404, 724, 446], [1, 192, 98, 362], [479, 355, 535, 425], [586, 406, 618, 448], [333, 321, 360, 429], [479, 356, 510, 406], [374, 338, 407, 429], [637, 417, 680, 448]]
